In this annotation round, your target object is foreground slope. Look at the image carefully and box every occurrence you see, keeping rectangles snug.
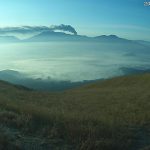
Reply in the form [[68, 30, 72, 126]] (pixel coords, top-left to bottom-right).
[[0, 74, 150, 150]]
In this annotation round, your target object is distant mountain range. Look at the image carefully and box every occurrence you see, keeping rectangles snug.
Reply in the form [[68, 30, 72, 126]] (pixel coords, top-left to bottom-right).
[[26, 31, 89, 42], [25, 32, 135, 43], [0, 31, 150, 44]]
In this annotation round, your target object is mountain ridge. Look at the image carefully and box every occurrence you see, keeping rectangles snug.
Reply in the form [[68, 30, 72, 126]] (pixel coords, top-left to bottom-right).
[[26, 31, 132, 42], [1, 31, 150, 44]]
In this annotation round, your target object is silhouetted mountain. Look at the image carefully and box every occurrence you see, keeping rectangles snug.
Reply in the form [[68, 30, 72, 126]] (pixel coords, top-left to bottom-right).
[[26, 31, 89, 42], [0, 31, 149, 44], [94, 35, 132, 43], [26, 31, 134, 43]]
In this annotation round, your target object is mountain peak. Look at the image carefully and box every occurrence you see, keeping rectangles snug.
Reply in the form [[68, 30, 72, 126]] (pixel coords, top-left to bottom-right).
[[94, 34, 131, 42], [95, 34, 119, 39], [108, 35, 119, 38]]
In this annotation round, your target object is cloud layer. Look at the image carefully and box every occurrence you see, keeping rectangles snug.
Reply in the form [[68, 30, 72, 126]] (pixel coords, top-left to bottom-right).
[[0, 24, 77, 35]]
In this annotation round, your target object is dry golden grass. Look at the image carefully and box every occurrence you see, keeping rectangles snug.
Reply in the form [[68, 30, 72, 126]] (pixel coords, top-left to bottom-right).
[[0, 73, 150, 149]]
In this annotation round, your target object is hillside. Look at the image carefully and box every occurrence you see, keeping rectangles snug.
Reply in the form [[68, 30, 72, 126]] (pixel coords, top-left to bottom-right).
[[0, 74, 150, 150]]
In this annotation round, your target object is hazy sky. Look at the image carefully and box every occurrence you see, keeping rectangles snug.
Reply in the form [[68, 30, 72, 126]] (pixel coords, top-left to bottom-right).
[[0, 0, 150, 40]]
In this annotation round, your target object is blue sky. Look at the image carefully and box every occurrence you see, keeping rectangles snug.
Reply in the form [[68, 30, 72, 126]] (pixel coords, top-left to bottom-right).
[[0, 0, 150, 40]]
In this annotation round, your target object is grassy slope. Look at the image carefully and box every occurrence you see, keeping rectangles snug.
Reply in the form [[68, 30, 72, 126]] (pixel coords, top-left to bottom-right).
[[0, 74, 150, 150]]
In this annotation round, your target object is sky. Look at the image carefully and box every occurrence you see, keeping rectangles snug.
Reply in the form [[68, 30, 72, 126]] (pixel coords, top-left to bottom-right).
[[0, 0, 150, 40]]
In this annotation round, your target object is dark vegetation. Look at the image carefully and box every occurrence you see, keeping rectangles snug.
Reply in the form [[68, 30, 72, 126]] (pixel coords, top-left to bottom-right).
[[0, 73, 150, 149]]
